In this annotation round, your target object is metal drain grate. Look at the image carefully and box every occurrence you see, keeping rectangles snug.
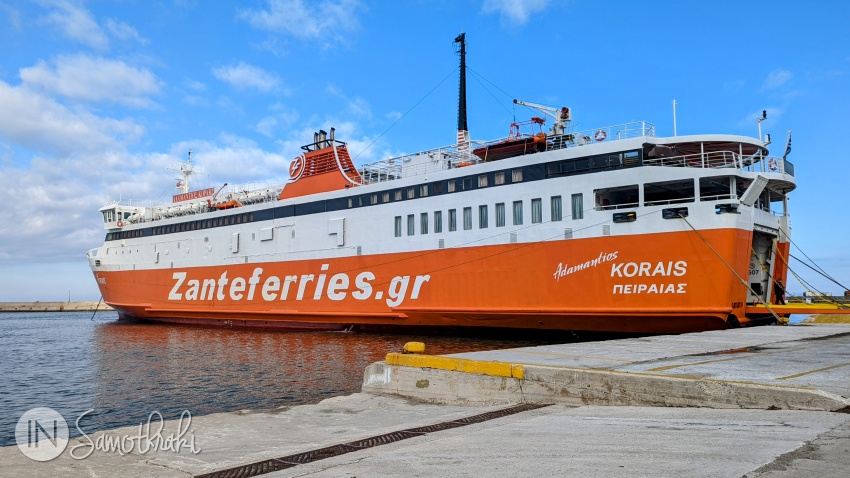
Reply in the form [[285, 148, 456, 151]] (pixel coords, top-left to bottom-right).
[[197, 402, 551, 478]]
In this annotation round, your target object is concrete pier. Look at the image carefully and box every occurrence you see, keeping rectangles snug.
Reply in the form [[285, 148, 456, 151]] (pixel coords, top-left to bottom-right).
[[0, 301, 113, 312], [1, 322, 848, 477], [363, 324, 850, 411]]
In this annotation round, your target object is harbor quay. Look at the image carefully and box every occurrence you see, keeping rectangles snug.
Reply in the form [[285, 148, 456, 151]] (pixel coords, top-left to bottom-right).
[[0, 301, 113, 312], [2, 320, 849, 477]]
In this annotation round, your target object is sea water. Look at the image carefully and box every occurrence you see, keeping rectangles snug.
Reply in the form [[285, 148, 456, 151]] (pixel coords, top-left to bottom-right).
[[0, 311, 564, 447]]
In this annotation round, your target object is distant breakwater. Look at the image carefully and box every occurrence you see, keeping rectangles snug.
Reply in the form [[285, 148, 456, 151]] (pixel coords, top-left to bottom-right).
[[0, 301, 114, 312]]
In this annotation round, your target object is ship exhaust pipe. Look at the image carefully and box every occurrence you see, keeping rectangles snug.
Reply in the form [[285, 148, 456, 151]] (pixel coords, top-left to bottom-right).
[[319, 129, 328, 148], [330, 127, 335, 144]]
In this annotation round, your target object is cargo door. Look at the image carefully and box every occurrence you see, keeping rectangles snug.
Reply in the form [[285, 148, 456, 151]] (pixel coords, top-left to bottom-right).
[[747, 229, 776, 304]]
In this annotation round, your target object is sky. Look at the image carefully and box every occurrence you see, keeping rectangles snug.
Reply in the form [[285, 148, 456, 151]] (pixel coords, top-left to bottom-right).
[[0, 0, 849, 301]]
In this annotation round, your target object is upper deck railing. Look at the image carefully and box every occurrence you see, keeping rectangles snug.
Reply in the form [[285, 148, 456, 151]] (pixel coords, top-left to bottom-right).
[[358, 121, 656, 184], [644, 150, 794, 176]]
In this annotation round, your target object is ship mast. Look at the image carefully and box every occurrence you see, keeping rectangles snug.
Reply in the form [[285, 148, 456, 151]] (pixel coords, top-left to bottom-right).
[[171, 150, 196, 194], [454, 32, 469, 151]]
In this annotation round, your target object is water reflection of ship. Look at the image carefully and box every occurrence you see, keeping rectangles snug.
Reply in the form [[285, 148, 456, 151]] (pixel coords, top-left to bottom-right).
[[85, 321, 547, 435]]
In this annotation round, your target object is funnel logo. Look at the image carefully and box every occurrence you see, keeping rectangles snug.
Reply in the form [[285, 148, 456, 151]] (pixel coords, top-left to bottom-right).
[[16, 407, 69, 461]]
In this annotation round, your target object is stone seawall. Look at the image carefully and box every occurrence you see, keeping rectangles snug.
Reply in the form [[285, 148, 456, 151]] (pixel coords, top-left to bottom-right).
[[0, 301, 114, 312]]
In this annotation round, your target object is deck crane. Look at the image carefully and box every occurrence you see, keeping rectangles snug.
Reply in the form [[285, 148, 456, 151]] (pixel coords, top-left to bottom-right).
[[513, 99, 572, 136]]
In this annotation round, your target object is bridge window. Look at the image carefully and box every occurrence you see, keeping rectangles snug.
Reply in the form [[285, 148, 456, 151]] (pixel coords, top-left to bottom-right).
[[463, 207, 472, 230], [394, 216, 402, 237], [513, 200, 523, 225], [434, 211, 443, 233], [449, 209, 457, 231], [479, 205, 488, 228], [407, 214, 414, 236]]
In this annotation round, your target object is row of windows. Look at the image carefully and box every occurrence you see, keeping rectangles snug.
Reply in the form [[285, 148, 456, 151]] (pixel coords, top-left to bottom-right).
[[353, 169, 526, 208], [393, 194, 585, 237], [107, 213, 255, 241]]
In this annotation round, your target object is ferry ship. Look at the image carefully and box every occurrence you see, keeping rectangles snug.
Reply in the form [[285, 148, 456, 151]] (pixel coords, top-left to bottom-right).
[[87, 34, 833, 334]]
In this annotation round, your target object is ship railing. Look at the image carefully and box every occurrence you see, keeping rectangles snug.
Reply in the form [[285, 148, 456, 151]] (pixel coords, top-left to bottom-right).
[[358, 121, 655, 184], [358, 143, 485, 185], [597, 201, 640, 211], [554, 121, 656, 151], [644, 150, 794, 177], [643, 150, 741, 169]]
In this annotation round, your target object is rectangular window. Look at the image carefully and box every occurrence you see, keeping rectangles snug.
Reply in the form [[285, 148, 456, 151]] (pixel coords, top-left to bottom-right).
[[479, 205, 488, 228], [551, 196, 562, 221], [383, 192, 390, 203], [463, 207, 472, 230], [513, 200, 523, 225], [699, 176, 733, 201], [595, 185, 639, 210], [371, 193, 378, 205], [407, 187, 415, 199], [644, 179, 695, 206], [420, 212, 429, 234], [434, 210, 443, 233], [531, 198, 542, 223], [394, 216, 402, 237], [420, 184, 429, 197], [496, 202, 505, 227], [495, 171, 505, 185], [512, 168, 523, 182], [478, 174, 488, 187], [407, 214, 415, 236], [448, 209, 457, 231], [572, 193, 584, 220], [348, 198, 353, 208], [448, 180, 456, 193], [395, 190, 402, 201]]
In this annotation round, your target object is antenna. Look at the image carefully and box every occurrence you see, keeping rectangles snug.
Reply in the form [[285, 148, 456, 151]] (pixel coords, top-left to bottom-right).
[[672, 99, 677, 136], [757, 110, 767, 142]]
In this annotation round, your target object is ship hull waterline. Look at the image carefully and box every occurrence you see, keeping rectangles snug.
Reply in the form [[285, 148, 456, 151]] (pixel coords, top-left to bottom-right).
[[93, 227, 765, 334]]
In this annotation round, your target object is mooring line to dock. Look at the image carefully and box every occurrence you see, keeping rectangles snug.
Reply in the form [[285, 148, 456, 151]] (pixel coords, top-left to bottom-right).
[[90, 296, 103, 321], [195, 402, 552, 478]]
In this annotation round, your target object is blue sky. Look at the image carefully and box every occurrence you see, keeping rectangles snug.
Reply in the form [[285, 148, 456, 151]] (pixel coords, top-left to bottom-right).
[[0, 0, 848, 301]]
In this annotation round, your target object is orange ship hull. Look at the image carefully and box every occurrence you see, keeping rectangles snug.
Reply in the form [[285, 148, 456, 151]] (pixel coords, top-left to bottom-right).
[[93, 228, 758, 334]]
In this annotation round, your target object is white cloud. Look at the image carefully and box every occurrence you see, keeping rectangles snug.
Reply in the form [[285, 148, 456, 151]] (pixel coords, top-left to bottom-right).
[[40, 0, 108, 49], [1, 2, 22, 30], [761, 69, 792, 90], [212, 62, 282, 92], [481, 0, 550, 25], [106, 18, 148, 44], [239, 0, 361, 47], [20, 54, 162, 107], [0, 81, 144, 155]]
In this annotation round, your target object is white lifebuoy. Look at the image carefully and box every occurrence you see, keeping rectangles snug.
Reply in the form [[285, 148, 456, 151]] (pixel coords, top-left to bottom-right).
[[768, 158, 778, 171], [116, 220, 124, 228], [594, 129, 607, 142]]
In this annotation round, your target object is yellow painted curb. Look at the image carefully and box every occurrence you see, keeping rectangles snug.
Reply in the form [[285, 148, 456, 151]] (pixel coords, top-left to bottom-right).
[[802, 315, 850, 324], [386, 353, 524, 379]]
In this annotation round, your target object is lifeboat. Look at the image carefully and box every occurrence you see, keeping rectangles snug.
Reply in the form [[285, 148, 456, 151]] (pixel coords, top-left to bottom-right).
[[213, 199, 243, 210]]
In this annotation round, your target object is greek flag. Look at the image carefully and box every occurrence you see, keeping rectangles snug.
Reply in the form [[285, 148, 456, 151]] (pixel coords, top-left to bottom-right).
[[783, 130, 792, 160]]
